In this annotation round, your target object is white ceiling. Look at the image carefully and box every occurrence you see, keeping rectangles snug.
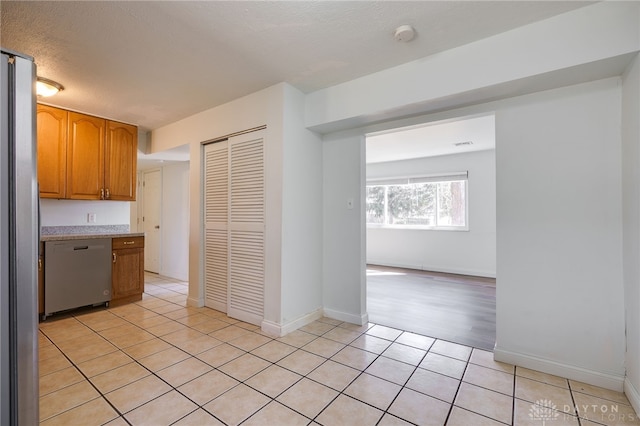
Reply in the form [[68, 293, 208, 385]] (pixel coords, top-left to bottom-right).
[[366, 113, 495, 164], [1, 1, 592, 136]]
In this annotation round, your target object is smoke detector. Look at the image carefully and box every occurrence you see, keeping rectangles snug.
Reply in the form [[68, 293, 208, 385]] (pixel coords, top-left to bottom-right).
[[394, 25, 415, 42]]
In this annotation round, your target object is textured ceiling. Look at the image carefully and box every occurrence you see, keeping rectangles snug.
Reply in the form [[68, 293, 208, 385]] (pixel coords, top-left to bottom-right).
[[1, 1, 591, 132]]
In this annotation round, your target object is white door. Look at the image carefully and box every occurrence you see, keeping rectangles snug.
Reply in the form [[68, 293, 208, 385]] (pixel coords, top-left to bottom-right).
[[203, 130, 265, 325], [143, 169, 162, 273], [204, 141, 229, 312], [227, 132, 265, 324]]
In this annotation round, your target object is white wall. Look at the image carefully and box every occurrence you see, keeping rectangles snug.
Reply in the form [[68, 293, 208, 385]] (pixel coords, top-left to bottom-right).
[[494, 78, 625, 390], [129, 172, 142, 232], [40, 199, 130, 227], [161, 162, 189, 281], [148, 1, 640, 395], [310, 2, 638, 393], [280, 85, 324, 327], [366, 150, 496, 277], [622, 53, 640, 412], [323, 132, 367, 325]]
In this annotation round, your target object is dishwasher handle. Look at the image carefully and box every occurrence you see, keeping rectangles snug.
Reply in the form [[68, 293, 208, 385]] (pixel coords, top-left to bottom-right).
[[73, 246, 89, 251]]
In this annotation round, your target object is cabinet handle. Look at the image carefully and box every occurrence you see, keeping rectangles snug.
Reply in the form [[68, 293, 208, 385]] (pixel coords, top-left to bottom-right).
[[105, 188, 110, 199], [112, 252, 116, 263], [38, 258, 42, 271], [123, 241, 134, 245], [100, 188, 104, 200]]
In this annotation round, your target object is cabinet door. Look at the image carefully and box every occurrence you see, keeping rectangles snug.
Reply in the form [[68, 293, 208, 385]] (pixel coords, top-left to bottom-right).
[[36, 105, 67, 198], [38, 243, 44, 316], [112, 247, 144, 299], [105, 121, 137, 201], [67, 112, 105, 200]]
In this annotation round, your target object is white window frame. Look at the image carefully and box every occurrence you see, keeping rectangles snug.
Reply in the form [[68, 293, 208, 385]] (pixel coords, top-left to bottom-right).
[[366, 172, 469, 231]]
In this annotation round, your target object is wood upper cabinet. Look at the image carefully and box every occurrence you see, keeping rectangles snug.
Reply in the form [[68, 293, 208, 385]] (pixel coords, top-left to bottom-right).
[[36, 105, 67, 198], [105, 121, 137, 201], [67, 112, 106, 200], [36, 105, 137, 201]]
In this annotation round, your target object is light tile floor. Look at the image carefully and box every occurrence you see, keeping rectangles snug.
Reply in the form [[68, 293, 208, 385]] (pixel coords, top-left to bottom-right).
[[39, 273, 639, 426]]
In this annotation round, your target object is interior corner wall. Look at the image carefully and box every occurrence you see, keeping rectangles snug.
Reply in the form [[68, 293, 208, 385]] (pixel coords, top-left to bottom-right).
[[622, 53, 640, 411], [322, 131, 367, 325], [366, 149, 496, 278], [494, 78, 626, 390], [160, 162, 189, 281], [279, 85, 324, 326]]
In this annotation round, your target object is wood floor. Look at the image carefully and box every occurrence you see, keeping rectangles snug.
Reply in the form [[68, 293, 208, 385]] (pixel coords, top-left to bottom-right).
[[366, 265, 496, 351]]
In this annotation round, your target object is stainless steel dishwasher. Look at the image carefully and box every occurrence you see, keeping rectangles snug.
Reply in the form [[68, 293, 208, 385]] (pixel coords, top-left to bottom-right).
[[44, 238, 112, 318]]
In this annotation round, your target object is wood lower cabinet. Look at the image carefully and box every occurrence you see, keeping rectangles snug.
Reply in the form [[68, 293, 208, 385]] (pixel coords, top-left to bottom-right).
[[38, 242, 44, 316], [111, 236, 144, 306]]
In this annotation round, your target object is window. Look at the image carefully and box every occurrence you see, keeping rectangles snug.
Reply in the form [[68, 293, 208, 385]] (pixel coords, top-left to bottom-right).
[[366, 174, 467, 229]]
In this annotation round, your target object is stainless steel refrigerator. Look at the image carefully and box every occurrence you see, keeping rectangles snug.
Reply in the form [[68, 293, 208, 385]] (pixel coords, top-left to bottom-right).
[[0, 48, 39, 425]]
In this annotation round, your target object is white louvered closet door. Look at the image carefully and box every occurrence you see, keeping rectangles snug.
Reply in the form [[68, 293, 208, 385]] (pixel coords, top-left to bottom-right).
[[204, 141, 229, 312], [228, 131, 265, 325], [203, 130, 265, 325]]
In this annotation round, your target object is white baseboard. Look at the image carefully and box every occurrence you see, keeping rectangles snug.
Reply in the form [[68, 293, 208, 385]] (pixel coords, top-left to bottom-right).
[[494, 346, 625, 392], [323, 308, 369, 326], [624, 378, 640, 417], [261, 308, 323, 338], [158, 269, 188, 282], [260, 320, 282, 338], [186, 296, 204, 308], [366, 260, 496, 279]]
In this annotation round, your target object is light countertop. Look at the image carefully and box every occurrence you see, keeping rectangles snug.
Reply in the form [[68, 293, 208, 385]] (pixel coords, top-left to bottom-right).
[[40, 225, 144, 242]]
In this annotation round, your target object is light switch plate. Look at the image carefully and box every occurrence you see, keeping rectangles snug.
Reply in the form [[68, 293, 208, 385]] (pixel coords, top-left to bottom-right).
[[87, 213, 97, 223]]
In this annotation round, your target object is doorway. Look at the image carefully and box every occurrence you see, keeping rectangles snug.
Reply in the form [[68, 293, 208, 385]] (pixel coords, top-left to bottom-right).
[[142, 169, 162, 273], [365, 114, 497, 349]]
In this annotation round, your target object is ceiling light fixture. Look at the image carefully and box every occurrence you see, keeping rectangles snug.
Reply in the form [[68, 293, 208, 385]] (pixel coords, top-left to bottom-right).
[[394, 25, 416, 42], [36, 77, 64, 97]]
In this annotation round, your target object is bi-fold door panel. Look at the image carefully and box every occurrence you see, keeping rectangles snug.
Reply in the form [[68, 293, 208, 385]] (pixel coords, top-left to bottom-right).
[[204, 141, 228, 312], [204, 131, 265, 325], [204, 228, 227, 312]]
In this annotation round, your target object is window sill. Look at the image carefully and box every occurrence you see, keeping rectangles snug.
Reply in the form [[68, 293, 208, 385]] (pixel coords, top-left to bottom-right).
[[367, 225, 469, 232]]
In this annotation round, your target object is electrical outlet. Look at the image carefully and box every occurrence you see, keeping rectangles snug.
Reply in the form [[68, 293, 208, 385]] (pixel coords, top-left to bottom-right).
[[87, 213, 97, 223]]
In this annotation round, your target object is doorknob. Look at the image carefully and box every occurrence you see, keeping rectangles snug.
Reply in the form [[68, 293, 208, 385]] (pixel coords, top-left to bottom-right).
[[154, 225, 160, 229]]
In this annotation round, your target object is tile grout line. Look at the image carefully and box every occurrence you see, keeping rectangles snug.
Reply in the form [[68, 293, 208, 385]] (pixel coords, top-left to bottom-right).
[[42, 277, 555, 426], [511, 364, 517, 426], [567, 379, 584, 426], [39, 329, 131, 425]]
